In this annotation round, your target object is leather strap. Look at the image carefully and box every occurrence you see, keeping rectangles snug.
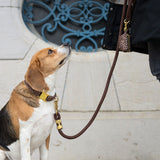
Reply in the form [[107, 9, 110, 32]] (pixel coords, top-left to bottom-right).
[[24, 80, 56, 101], [125, 0, 136, 26], [54, 0, 130, 140]]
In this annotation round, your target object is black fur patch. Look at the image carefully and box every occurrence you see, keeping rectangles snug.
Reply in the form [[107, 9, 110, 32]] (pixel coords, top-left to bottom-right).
[[0, 103, 18, 151]]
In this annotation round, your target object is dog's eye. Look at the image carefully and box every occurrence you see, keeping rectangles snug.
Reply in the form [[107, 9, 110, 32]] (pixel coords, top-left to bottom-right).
[[48, 49, 53, 54]]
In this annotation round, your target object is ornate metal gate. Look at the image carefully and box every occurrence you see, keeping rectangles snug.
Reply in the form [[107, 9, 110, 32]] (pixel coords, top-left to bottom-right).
[[23, 0, 110, 52]]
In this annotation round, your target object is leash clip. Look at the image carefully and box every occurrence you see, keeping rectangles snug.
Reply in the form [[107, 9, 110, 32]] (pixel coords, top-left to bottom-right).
[[124, 19, 130, 31], [54, 96, 59, 115], [54, 96, 63, 130], [56, 119, 63, 130], [54, 112, 63, 130]]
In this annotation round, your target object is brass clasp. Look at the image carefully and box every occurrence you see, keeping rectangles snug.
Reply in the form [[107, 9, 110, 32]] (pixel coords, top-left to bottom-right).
[[124, 19, 130, 31], [54, 96, 63, 130], [54, 96, 59, 115], [55, 119, 63, 130], [39, 91, 49, 101]]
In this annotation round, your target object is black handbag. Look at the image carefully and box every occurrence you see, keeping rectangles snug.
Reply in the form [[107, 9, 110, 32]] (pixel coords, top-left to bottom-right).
[[102, 1, 148, 54]]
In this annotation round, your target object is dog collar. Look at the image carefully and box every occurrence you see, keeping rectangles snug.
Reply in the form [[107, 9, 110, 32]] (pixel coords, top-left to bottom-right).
[[24, 80, 56, 102]]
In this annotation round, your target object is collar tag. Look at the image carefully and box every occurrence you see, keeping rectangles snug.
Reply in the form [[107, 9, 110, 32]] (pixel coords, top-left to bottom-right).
[[40, 91, 49, 101]]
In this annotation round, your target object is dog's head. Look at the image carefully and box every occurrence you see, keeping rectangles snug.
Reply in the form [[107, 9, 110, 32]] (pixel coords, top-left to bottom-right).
[[25, 43, 71, 91]]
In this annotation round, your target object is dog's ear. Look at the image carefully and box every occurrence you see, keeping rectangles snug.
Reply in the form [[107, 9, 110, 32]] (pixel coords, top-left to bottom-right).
[[25, 58, 48, 92], [0, 144, 10, 151]]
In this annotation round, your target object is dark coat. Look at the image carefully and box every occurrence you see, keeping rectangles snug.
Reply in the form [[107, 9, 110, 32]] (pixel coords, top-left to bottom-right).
[[131, 0, 160, 44], [131, 0, 160, 53], [102, 0, 160, 54], [102, 2, 123, 50]]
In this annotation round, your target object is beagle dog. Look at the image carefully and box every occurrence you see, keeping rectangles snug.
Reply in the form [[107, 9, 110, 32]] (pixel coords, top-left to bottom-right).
[[0, 43, 71, 160]]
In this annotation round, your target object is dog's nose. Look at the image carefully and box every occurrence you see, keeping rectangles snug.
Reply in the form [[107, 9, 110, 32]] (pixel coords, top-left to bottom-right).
[[63, 42, 70, 47]]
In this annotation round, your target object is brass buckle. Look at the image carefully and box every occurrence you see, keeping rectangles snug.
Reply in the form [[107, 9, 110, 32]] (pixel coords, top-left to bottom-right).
[[39, 91, 49, 101]]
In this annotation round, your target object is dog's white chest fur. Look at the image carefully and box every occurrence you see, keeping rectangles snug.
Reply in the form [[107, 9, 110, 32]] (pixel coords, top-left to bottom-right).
[[30, 100, 55, 149], [6, 100, 55, 160], [6, 74, 56, 160]]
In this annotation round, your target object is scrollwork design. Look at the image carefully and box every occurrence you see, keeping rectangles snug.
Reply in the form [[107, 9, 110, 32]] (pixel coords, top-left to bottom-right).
[[23, 0, 109, 52]]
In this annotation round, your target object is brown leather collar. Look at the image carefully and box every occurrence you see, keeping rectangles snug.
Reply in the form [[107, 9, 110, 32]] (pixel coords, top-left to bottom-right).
[[24, 80, 56, 101]]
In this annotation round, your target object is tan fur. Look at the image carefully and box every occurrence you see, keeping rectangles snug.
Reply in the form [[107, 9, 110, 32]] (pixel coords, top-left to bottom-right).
[[45, 135, 50, 150], [25, 47, 66, 91], [14, 82, 39, 108], [8, 88, 35, 137], [25, 59, 49, 92], [0, 147, 7, 151]]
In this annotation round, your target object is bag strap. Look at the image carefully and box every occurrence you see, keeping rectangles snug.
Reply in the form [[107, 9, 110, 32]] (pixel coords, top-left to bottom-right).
[[126, 0, 134, 21], [124, 0, 136, 31]]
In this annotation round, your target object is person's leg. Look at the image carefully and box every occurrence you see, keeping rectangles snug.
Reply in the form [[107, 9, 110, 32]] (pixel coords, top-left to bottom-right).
[[148, 40, 160, 81]]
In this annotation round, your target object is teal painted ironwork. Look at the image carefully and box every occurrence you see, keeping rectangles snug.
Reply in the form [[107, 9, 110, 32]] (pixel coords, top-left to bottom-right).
[[23, 0, 110, 52]]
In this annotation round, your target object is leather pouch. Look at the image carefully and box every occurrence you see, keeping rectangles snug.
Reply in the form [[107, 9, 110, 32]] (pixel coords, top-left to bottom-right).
[[119, 30, 131, 52]]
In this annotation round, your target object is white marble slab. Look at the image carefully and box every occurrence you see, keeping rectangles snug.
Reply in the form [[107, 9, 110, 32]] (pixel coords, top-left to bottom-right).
[[0, 1, 10, 6], [11, 0, 22, 7], [0, 7, 36, 59], [108, 51, 160, 111], [62, 51, 120, 111]]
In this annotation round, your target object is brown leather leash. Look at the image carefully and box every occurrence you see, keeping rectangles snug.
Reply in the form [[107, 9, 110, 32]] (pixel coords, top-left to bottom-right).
[[54, 0, 130, 139]]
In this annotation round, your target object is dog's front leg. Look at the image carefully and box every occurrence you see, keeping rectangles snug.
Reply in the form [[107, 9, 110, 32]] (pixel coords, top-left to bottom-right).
[[0, 150, 6, 160], [39, 135, 50, 160], [19, 120, 32, 160]]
